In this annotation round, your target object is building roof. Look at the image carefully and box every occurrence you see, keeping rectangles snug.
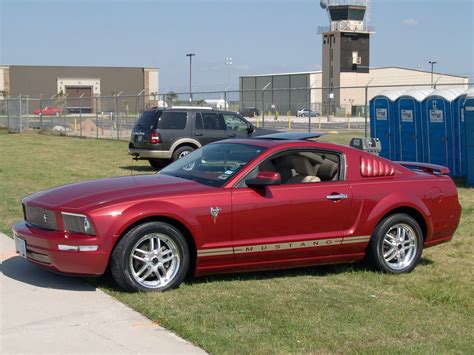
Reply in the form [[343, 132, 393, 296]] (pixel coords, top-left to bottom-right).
[[1, 64, 159, 70]]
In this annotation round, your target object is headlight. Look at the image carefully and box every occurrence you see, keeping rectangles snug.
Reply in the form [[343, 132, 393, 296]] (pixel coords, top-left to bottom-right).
[[61, 212, 96, 235]]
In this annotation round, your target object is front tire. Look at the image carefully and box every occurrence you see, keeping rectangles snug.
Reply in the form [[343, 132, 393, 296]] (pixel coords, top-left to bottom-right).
[[366, 213, 423, 273], [110, 222, 190, 292]]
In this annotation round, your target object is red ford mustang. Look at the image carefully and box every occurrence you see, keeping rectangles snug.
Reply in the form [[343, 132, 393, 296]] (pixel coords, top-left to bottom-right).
[[13, 133, 461, 292]]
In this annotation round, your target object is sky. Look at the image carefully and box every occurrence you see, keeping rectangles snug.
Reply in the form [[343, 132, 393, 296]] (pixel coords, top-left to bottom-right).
[[0, 0, 473, 93]]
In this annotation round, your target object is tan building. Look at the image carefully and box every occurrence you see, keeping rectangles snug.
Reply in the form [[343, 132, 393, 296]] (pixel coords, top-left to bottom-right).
[[0, 65, 159, 112], [240, 67, 468, 116]]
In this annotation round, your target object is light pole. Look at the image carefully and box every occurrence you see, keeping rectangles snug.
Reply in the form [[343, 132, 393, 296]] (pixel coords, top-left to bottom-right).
[[428, 60, 437, 88], [225, 57, 232, 110], [186, 53, 195, 102]]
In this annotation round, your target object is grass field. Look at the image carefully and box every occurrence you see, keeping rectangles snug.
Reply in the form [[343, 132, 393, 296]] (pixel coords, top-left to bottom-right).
[[1, 129, 473, 354]]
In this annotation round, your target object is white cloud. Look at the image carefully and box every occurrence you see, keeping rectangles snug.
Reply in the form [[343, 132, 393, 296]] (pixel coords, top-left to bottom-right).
[[402, 18, 418, 25]]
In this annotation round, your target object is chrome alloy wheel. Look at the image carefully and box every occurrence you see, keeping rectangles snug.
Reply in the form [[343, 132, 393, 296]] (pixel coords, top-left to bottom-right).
[[179, 150, 190, 159], [129, 233, 180, 289], [382, 223, 418, 270]]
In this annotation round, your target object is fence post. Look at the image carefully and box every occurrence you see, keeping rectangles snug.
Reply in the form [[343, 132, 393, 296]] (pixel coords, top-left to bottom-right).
[[6, 98, 10, 131], [96, 97, 99, 139], [308, 87, 311, 132], [115, 95, 119, 140], [261, 90, 265, 128], [287, 111, 291, 131], [79, 95, 83, 137], [19, 95, 23, 133], [224, 91, 227, 111], [364, 85, 369, 138]]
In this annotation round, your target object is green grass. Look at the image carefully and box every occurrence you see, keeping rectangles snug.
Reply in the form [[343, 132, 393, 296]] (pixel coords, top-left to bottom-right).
[[1, 129, 473, 354]]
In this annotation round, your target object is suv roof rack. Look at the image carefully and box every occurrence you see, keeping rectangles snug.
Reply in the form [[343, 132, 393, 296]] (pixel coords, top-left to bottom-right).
[[170, 106, 213, 110], [256, 132, 326, 140]]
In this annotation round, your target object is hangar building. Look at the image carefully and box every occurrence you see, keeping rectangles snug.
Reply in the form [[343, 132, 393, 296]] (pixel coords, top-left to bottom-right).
[[239, 67, 469, 116], [0, 65, 159, 112]]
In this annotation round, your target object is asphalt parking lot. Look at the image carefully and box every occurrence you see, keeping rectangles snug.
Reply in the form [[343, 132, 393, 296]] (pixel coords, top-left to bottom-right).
[[0, 233, 205, 354]]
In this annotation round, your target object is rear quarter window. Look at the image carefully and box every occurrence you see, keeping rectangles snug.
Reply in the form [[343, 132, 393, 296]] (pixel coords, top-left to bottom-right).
[[158, 112, 188, 130], [136, 111, 161, 128]]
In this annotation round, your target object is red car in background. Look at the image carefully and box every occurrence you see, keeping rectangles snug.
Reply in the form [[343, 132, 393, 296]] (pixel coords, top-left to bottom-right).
[[12, 133, 461, 292], [33, 106, 63, 116]]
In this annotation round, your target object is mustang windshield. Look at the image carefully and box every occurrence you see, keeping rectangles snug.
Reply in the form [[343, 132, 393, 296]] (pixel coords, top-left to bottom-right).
[[160, 143, 266, 187]]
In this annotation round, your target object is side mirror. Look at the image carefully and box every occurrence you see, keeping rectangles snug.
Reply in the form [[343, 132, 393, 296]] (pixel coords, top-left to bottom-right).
[[246, 171, 281, 187], [247, 125, 255, 134]]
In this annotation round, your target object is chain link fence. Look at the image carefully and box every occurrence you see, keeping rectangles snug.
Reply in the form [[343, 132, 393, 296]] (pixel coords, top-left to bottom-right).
[[0, 82, 470, 138]]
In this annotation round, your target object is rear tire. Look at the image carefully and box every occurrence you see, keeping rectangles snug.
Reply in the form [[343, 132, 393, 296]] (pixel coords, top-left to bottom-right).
[[172, 145, 195, 161], [110, 221, 190, 292], [366, 213, 423, 273]]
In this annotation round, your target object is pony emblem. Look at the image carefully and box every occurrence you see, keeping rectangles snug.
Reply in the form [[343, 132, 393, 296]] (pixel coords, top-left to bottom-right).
[[210, 207, 222, 223]]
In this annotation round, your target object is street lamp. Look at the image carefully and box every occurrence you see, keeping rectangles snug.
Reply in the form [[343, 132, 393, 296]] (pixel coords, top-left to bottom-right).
[[225, 57, 232, 90], [224, 57, 232, 110], [186, 53, 195, 102], [428, 60, 437, 88]]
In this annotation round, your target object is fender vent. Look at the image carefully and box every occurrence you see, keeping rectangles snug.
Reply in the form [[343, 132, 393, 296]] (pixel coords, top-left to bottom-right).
[[360, 156, 395, 177]]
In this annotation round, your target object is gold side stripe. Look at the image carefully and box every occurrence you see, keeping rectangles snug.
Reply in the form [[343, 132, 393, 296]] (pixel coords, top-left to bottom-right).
[[197, 236, 370, 257]]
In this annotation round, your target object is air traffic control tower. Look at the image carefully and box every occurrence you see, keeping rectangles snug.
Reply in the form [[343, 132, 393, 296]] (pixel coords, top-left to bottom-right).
[[319, 0, 372, 115]]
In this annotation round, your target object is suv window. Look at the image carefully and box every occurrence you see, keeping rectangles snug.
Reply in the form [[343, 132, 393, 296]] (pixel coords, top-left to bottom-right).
[[222, 114, 249, 132], [158, 111, 187, 130], [136, 110, 161, 129], [195, 112, 226, 130]]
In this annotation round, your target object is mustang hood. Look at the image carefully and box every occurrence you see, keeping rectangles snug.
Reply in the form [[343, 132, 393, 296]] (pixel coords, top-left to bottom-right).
[[23, 174, 203, 210]]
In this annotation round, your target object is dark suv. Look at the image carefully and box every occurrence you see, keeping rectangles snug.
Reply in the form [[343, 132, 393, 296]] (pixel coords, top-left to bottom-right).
[[128, 106, 275, 169]]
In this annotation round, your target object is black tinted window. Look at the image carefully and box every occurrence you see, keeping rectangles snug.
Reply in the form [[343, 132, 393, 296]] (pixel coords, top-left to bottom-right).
[[200, 112, 226, 130], [195, 112, 203, 129], [136, 111, 161, 128], [158, 112, 187, 130]]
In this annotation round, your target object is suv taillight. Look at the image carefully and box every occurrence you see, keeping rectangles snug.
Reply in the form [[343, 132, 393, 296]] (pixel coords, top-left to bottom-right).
[[151, 132, 160, 144]]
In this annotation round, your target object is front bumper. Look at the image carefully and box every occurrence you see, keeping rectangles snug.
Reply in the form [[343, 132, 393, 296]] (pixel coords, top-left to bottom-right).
[[12, 221, 109, 276], [128, 147, 172, 159]]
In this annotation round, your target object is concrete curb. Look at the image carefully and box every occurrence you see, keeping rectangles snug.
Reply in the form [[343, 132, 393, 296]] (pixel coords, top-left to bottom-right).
[[0, 233, 206, 354]]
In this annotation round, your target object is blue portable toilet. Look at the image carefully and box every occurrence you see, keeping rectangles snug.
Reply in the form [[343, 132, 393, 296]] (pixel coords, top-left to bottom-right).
[[370, 90, 406, 160], [422, 88, 465, 173], [394, 89, 433, 162], [452, 87, 474, 176], [464, 93, 474, 187]]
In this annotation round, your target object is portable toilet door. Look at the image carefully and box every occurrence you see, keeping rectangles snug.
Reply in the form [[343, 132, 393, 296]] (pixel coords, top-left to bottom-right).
[[452, 88, 474, 177], [464, 94, 474, 187], [370, 90, 405, 160], [395, 89, 433, 162], [422, 89, 463, 172]]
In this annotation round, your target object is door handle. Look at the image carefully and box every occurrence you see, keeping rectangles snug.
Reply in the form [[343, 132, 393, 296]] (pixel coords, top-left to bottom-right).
[[194, 132, 203, 136], [326, 193, 348, 201], [227, 133, 236, 138]]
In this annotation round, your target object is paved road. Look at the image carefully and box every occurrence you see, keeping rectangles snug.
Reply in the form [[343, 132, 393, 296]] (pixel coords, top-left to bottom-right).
[[0, 233, 206, 354]]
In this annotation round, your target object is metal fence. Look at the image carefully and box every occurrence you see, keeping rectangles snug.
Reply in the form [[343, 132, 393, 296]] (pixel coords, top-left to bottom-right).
[[0, 82, 470, 139]]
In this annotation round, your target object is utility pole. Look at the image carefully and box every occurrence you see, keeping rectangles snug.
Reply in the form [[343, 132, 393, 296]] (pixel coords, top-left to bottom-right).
[[186, 53, 195, 102]]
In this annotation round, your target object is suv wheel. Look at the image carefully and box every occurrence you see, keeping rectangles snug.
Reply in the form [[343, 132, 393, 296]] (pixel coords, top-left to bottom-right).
[[172, 145, 195, 161]]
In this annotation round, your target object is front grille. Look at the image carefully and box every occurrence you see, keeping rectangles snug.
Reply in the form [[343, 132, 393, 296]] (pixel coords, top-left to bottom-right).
[[24, 204, 57, 230]]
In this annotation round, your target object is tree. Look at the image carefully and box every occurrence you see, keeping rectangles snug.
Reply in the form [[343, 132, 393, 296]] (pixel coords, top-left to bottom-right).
[[165, 91, 178, 107], [196, 99, 206, 107]]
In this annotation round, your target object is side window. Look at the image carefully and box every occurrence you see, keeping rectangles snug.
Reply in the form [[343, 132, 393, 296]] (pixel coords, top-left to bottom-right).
[[238, 149, 341, 187], [195, 112, 203, 129], [200, 112, 226, 130], [158, 111, 187, 130], [222, 114, 249, 132]]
